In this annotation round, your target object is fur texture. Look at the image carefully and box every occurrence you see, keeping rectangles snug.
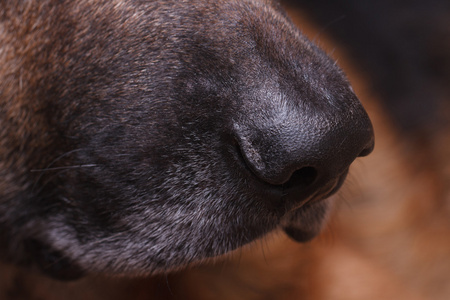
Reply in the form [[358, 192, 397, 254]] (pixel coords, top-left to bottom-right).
[[0, 0, 373, 279]]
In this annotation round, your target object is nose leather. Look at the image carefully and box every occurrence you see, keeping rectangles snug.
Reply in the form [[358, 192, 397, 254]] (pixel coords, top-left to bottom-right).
[[235, 101, 374, 188]]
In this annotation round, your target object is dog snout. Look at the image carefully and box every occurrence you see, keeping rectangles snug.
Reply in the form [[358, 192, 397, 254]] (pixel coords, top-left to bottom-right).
[[235, 102, 374, 195]]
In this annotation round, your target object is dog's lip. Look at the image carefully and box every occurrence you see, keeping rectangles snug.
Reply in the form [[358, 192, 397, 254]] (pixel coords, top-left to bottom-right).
[[279, 178, 343, 243], [320, 169, 348, 199], [277, 169, 349, 215]]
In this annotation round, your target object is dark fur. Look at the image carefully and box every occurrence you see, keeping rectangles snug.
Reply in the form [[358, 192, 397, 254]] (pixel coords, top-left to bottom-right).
[[0, 0, 373, 280]]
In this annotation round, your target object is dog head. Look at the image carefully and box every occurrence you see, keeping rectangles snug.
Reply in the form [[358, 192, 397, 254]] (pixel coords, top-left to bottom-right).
[[0, 0, 373, 279]]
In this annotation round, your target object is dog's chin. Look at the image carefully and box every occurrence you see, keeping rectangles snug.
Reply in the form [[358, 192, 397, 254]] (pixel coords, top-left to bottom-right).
[[281, 198, 332, 243]]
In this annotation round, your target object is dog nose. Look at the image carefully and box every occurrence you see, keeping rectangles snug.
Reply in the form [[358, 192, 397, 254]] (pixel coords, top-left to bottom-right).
[[235, 102, 374, 188]]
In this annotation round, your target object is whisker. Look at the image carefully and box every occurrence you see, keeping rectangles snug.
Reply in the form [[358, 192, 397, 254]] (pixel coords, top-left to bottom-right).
[[312, 15, 346, 43], [31, 148, 88, 192], [164, 273, 174, 296], [259, 237, 268, 265], [44, 148, 86, 169], [31, 164, 98, 172]]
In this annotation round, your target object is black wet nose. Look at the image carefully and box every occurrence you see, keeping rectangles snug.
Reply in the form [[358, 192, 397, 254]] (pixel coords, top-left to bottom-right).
[[235, 107, 374, 188]]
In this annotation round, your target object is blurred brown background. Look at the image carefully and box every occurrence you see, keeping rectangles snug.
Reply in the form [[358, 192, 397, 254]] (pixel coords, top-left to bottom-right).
[[2, 1, 449, 299]]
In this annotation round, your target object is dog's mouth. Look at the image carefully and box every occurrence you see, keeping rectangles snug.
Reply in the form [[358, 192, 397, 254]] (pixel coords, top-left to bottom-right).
[[280, 168, 348, 210], [279, 170, 347, 242], [233, 140, 347, 241]]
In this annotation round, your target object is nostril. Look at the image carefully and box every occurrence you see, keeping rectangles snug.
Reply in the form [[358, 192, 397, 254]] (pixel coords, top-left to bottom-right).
[[283, 167, 318, 190], [235, 134, 320, 187]]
